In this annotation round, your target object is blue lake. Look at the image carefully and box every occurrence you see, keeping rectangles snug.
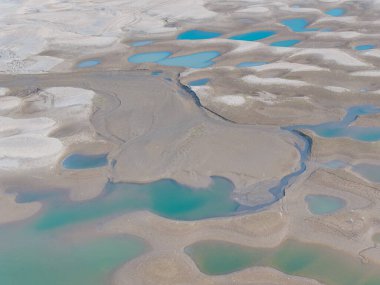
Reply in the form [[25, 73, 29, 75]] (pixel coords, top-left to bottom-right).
[[288, 105, 380, 141], [189, 78, 209, 86], [325, 8, 346, 17], [77, 59, 101, 68], [281, 18, 318, 32], [351, 164, 380, 183], [177, 29, 221, 40], [129, 51, 220, 68], [270, 39, 300, 47], [128, 51, 172, 63], [355, 45, 376, 51], [62, 153, 108, 170], [130, 40, 153, 47], [229, 30, 276, 41], [236, 61, 267, 67], [305, 194, 346, 215]]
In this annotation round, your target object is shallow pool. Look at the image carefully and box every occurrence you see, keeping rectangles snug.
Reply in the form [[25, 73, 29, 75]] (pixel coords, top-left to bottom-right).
[[185, 239, 380, 285], [270, 39, 300, 47], [288, 105, 380, 141], [77, 59, 101, 68], [351, 163, 380, 183], [355, 45, 376, 51], [23, 176, 239, 230], [62, 153, 108, 169], [236, 61, 267, 67], [189, 78, 209, 86], [281, 18, 318, 32], [305, 194, 346, 215], [0, 225, 147, 285], [129, 51, 220, 68], [128, 51, 172, 63], [229, 30, 276, 41], [325, 8, 346, 17], [177, 29, 221, 40]]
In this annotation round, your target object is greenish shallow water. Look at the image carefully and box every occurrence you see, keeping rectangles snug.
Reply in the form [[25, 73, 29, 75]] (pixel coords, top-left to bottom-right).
[[185, 240, 380, 285], [0, 226, 146, 285], [25, 176, 239, 230], [305, 194, 346, 215]]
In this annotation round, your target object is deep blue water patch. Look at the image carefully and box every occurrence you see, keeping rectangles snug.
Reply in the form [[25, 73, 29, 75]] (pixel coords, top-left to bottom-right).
[[62, 153, 108, 170], [130, 40, 153, 47], [281, 18, 318, 32], [236, 61, 267, 68], [229, 30, 276, 41], [270, 39, 300, 47], [325, 8, 346, 17], [288, 105, 380, 141], [177, 29, 221, 40], [189, 78, 209, 86], [77, 59, 101, 68], [355, 44, 376, 51]]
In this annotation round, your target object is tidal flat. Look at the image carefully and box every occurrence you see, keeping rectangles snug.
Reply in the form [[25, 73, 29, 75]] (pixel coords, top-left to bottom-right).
[[1, 0, 380, 284]]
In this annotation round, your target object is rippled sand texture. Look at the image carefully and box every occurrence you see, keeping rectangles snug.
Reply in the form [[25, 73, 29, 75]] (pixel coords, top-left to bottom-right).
[[1, 0, 380, 285]]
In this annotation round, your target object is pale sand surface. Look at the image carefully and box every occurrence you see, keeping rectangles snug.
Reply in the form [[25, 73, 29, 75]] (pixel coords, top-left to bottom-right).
[[1, 0, 380, 284]]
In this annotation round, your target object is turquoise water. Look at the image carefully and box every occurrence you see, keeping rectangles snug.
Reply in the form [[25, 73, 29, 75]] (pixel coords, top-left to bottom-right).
[[151, 70, 163, 76], [229, 30, 276, 41], [77, 59, 100, 68], [325, 8, 346, 16], [177, 29, 221, 40], [355, 45, 376, 51], [236, 61, 267, 67], [270, 39, 300, 47], [26, 176, 239, 230], [129, 51, 220, 68], [185, 239, 380, 285], [351, 164, 380, 183], [130, 40, 153, 47], [189, 78, 209, 86], [158, 51, 220, 68], [0, 225, 147, 285], [281, 18, 318, 32], [128, 51, 172, 63], [62, 153, 108, 169], [305, 194, 346, 215], [289, 105, 380, 141]]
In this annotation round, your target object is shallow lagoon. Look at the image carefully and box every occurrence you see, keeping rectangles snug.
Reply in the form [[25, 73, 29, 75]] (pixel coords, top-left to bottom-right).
[[62, 153, 108, 169], [0, 226, 147, 285], [189, 78, 209, 86], [325, 8, 346, 17], [24, 176, 239, 230], [281, 18, 318, 32], [270, 39, 300, 47], [351, 164, 380, 183], [130, 40, 153, 47], [77, 59, 101, 68], [177, 29, 221, 40], [305, 194, 346, 215], [236, 61, 267, 68], [186, 239, 380, 285], [229, 30, 276, 41], [129, 51, 220, 68], [355, 45, 376, 51], [289, 105, 380, 141]]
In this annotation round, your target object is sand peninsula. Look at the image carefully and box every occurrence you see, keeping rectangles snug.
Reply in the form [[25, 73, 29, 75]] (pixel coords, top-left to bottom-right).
[[1, 0, 380, 284]]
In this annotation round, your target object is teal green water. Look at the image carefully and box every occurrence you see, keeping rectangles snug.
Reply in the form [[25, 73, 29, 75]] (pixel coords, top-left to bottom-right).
[[185, 240, 380, 285], [29, 177, 239, 230], [62, 153, 108, 169], [305, 194, 346, 215], [0, 225, 146, 285]]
